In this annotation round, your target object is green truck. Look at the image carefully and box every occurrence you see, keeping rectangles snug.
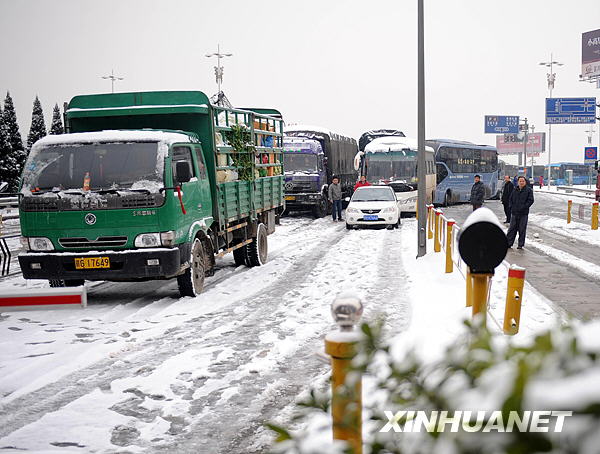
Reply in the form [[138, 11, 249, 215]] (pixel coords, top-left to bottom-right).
[[18, 91, 285, 297]]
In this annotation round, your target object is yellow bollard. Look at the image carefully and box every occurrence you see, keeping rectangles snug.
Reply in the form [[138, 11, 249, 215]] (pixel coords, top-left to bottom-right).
[[567, 200, 572, 224], [434, 210, 441, 253], [466, 267, 473, 307], [427, 205, 433, 239], [592, 202, 599, 230], [503, 265, 525, 335], [326, 296, 363, 454], [471, 272, 493, 324], [445, 220, 455, 273]]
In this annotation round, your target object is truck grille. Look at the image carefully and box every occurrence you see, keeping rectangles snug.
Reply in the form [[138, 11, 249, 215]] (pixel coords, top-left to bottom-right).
[[58, 236, 128, 248]]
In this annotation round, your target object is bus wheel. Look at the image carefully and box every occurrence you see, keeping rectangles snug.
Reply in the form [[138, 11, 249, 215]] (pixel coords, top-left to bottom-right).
[[444, 191, 451, 207], [177, 238, 206, 297], [247, 223, 268, 267]]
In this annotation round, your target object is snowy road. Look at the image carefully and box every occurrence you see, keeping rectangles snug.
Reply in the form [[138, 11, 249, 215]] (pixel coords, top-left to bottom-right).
[[442, 192, 600, 319], [0, 216, 412, 453]]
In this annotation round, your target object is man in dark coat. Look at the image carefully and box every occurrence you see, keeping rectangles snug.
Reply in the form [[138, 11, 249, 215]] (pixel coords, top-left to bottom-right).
[[470, 175, 485, 211], [501, 175, 514, 224], [507, 176, 534, 249]]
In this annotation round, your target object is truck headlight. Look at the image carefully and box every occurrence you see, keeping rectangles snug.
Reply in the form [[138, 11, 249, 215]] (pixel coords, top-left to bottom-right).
[[135, 233, 161, 248], [160, 231, 175, 247], [27, 237, 54, 251]]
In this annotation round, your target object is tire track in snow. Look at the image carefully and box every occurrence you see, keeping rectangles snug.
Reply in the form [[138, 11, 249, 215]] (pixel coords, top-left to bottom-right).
[[0, 218, 344, 443]]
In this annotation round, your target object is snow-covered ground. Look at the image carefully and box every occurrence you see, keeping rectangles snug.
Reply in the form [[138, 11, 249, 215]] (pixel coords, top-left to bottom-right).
[[0, 214, 581, 453]]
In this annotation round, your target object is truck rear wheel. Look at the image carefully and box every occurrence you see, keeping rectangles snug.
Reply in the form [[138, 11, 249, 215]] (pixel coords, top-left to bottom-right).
[[246, 223, 268, 267], [177, 239, 206, 297], [233, 245, 249, 267]]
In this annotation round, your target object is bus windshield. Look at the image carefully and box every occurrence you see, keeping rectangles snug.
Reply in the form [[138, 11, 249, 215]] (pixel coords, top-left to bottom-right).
[[366, 150, 417, 182], [23, 142, 161, 192]]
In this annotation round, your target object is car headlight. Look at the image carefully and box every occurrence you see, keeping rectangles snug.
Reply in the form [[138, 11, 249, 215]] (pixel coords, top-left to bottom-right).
[[382, 206, 397, 213], [26, 237, 54, 251], [346, 207, 360, 213], [135, 233, 161, 248]]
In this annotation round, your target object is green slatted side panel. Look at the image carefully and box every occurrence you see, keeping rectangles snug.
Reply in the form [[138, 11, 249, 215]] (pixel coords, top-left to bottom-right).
[[218, 181, 252, 222]]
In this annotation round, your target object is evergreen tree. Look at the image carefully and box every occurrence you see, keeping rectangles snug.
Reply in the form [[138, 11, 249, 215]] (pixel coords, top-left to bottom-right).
[[0, 105, 14, 187], [27, 96, 47, 151], [1, 93, 23, 191], [49, 103, 64, 135]]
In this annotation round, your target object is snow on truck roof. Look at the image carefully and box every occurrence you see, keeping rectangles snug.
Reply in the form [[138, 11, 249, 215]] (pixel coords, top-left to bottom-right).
[[364, 136, 434, 153], [31, 130, 194, 150]]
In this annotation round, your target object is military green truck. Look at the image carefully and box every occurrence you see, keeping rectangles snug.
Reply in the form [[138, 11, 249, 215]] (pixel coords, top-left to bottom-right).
[[18, 91, 284, 297]]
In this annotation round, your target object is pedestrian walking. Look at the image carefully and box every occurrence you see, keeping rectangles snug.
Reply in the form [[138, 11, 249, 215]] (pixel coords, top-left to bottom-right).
[[501, 175, 514, 224], [328, 176, 343, 221], [506, 176, 534, 249], [470, 174, 485, 211], [539, 175, 544, 188], [354, 175, 371, 191]]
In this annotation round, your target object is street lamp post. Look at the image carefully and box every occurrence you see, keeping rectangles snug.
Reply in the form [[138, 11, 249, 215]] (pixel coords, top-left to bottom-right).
[[101, 69, 124, 93], [206, 45, 233, 95], [416, 0, 427, 258], [539, 54, 563, 187]]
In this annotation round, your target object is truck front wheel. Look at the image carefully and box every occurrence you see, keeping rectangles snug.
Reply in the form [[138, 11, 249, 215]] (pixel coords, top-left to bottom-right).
[[246, 223, 268, 267], [177, 239, 206, 297]]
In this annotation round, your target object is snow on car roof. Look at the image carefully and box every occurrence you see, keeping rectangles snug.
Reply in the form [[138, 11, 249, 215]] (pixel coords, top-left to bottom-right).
[[32, 130, 194, 148], [364, 136, 434, 153]]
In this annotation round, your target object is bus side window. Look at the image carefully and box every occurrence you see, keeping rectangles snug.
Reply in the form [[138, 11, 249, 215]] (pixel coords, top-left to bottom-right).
[[436, 163, 448, 184]]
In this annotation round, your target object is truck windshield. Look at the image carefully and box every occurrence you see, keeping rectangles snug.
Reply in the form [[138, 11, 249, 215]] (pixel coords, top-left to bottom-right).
[[23, 142, 162, 192], [284, 153, 318, 172]]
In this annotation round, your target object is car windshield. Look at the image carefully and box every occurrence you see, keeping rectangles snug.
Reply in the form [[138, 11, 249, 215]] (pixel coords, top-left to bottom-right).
[[284, 153, 318, 172], [352, 187, 395, 202], [22, 142, 162, 192]]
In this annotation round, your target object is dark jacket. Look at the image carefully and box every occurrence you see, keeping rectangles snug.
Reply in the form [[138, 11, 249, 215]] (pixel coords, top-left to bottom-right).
[[470, 181, 485, 205], [501, 180, 514, 204], [509, 185, 534, 215]]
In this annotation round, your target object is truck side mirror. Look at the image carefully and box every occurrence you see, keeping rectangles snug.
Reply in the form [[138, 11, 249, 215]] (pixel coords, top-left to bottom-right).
[[458, 207, 508, 274], [175, 161, 192, 184]]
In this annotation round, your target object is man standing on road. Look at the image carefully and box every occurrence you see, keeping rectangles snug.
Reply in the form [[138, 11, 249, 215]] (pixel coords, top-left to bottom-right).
[[470, 174, 485, 211], [507, 176, 534, 250], [501, 175, 514, 224], [328, 176, 343, 222], [354, 175, 370, 191]]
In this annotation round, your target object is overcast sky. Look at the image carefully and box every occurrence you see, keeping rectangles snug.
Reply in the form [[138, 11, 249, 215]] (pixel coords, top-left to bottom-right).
[[1, 0, 599, 165]]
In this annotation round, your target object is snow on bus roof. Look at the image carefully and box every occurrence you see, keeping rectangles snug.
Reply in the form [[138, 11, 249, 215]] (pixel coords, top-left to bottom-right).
[[284, 124, 332, 135], [32, 130, 194, 149], [364, 136, 434, 153]]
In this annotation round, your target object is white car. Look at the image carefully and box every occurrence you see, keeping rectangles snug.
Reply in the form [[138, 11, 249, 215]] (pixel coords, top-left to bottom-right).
[[345, 186, 401, 230]]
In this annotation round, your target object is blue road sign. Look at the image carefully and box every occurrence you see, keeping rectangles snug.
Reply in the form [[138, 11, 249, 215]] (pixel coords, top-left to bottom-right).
[[484, 115, 519, 133], [545, 97, 597, 124], [584, 146, 598, 164]]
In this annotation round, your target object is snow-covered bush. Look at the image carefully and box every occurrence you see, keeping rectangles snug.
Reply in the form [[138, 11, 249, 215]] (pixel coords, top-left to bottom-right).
[[269, 320, 600, 454]]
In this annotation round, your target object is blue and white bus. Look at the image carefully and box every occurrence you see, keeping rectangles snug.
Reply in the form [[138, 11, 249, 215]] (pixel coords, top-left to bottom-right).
[[548, 162, 593, 185], [426, 139, 499, 206]]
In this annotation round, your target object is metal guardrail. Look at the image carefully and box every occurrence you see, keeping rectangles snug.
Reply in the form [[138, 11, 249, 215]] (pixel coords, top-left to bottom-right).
[[556, 186, 596, 195]]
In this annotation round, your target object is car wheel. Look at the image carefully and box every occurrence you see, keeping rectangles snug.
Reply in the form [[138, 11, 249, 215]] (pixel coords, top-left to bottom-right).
[[345, 223, 352, 230]]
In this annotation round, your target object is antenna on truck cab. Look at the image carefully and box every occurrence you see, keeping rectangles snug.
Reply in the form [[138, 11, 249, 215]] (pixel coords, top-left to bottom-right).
[[206, 44, 233, 103], [101, 69, 124, 93]]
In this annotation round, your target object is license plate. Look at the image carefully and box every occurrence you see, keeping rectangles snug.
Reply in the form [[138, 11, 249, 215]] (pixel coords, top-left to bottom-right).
[[363, 215, 378, 221], [285, 195, 296, 201], [74, 257, 110, 269]]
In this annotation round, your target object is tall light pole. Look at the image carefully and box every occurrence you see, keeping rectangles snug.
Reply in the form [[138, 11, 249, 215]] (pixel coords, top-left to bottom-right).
[[539, 54, 563, 186], [416, 0, 427, 258], [206, 44, 233, 95], [101, 69, 124, 93]]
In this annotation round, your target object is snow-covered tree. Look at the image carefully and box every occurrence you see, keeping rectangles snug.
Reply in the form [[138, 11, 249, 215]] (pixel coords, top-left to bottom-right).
[[1, 92, 23, 191], [27, 95, 47, 151], [49, 103, 64, 135], [0, 105, 14, 188]]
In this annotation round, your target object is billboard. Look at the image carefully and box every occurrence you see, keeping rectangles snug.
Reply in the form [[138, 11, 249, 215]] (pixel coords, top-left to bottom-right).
[[582, 28, 600, 79], [495, 132, 546, 155]]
